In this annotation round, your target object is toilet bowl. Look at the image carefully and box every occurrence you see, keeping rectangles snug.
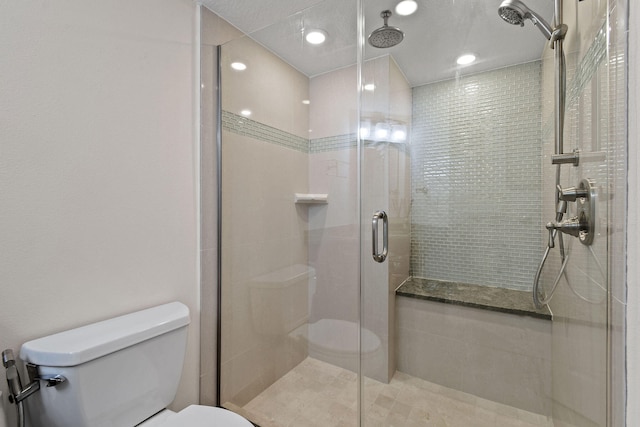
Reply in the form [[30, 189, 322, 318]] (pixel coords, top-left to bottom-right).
[[249, 264, 313, 335], [248, 264, 384, 373], [139, 406, 252, 427], [290, 318, 383, 373], [19, 302, 252, 427]]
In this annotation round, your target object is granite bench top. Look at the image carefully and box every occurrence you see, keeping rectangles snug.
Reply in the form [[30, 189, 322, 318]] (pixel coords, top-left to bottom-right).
[[396, 277, 552, 320]]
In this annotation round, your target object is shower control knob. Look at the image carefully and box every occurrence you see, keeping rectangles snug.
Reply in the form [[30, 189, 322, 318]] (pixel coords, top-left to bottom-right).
[[557, 184, 588, 202], [546, 179, 596, 247], [546, 217, 582, 238]]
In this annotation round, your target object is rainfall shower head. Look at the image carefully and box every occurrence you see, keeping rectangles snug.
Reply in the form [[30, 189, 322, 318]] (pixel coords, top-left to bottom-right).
[[368, 10, 404, 48], [498, 0, 553, 40]]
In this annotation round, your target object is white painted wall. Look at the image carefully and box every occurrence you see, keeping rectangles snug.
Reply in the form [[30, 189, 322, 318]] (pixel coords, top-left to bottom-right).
[[0, 0, 199, 424]]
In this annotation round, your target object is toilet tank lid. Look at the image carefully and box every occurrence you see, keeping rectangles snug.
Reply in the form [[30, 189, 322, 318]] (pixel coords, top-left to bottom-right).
[[20, 302, 190, 367]]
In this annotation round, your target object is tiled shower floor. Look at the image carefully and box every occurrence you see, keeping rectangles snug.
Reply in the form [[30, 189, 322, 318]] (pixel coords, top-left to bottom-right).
[[232, 357, 553, 427]]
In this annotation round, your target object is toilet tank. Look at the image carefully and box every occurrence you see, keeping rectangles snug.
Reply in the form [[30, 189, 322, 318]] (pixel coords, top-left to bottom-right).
[[249, 264, 314, 335], [19, 302, 190, 427]]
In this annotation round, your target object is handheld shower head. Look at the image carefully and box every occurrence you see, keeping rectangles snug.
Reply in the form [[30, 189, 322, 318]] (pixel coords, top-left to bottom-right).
[[368, 10, 404, 48], [498, 0, 553, 40]]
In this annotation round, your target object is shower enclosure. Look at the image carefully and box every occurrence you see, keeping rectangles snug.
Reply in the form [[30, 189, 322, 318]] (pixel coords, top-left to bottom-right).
[[200, 0, 628, 425]]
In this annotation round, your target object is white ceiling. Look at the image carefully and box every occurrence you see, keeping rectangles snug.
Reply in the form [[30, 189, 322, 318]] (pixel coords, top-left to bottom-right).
[[201, 0, 553, 87]]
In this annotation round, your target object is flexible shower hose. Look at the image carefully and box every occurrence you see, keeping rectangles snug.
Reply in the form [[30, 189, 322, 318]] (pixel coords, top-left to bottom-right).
[[534, 232, 608, 308], [15, 401, 24, 427], [533, 233, 569, 309]]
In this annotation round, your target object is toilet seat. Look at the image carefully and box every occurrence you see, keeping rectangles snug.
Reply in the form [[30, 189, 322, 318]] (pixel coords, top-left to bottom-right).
[[139, 405, 253, 427]]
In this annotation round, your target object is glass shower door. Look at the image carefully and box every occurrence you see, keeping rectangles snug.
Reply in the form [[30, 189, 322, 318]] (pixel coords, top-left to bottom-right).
[[358, 42, 414, 427], [215, 1, 362, 425], [359, 0, 617, 426]]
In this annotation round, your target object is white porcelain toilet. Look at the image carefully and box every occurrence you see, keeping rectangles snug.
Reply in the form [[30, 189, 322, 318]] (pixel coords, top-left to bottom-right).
[[249, 265, 383, 374], [290, 318, 383, 374], [19, 302, 252, 427]]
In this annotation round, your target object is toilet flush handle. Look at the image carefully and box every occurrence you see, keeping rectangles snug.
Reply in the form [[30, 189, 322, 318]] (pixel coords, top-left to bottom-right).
[[2, 361, 67, 406], [27, 364, 67, 387]]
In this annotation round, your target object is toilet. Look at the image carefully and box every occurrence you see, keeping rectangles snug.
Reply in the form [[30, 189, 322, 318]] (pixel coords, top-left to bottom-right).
[[249, 264, 313, 335], [19, 302, 252, 427], [249, 265, 383, 374], [290, 318, 383, 374]]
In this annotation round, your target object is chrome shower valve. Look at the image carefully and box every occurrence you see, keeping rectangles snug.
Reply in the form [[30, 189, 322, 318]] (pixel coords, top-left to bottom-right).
[[557, 183, 588, 202], [546, 179, 596, 246], [546, 217, 582, 247]]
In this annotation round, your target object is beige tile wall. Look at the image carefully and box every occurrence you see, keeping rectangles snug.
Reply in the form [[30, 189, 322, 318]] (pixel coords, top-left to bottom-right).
[[222, 37, 309, 139], [219, 34, 311, 406], [396, 296, 552, 415], [308, 63, 363, 379], [220, 130, 310, 406], [309, 65, 358, 139]]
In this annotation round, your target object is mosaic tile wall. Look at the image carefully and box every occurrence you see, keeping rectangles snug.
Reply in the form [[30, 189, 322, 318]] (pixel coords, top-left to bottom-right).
[[222, 111, 355, 153], [309, 133, 356, 153], [222, 115, 406, 155], [411, 61, 543, 291], [222, 110, 309, 153]]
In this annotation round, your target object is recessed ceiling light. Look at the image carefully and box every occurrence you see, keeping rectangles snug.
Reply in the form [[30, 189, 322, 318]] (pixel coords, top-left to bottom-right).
[[305, 30, 327, 45], [456, 54, 476, 65], [231, 62, 247, 71], [395, 0, 418, 16], [364, 83, 376, 91], [240, 109, 252, 117], [302, 99, 311, 105]]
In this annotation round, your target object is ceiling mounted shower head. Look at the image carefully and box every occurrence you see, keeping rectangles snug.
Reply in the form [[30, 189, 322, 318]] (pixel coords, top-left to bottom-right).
[[498, 0, 553, 40], [368, 10, 404, 48]]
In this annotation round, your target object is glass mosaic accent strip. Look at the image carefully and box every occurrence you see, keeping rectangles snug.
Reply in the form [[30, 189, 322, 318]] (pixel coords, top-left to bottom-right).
[[223, 111, 408, 155], [309, 136, 411, 153], [411, 61, 543, 291], [567, 24, 607, 108], [309, 134, 357, 153], [222, 110, 309, 153], [543, 22, 608, 138]]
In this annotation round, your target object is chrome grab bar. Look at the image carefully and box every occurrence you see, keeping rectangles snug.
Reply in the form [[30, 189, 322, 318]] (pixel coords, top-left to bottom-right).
[[372, 210, 388, 263]]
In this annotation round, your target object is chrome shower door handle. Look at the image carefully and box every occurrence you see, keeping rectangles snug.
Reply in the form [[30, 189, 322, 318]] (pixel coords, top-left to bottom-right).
[[372, 210, 388, 263]]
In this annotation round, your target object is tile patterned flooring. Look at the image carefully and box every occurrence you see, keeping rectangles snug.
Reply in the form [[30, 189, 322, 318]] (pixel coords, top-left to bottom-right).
[[234, 357, 553, 427]]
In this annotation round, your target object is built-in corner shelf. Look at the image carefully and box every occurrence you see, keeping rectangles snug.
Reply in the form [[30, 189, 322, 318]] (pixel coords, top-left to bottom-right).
[[294, 193, 328, 204]]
